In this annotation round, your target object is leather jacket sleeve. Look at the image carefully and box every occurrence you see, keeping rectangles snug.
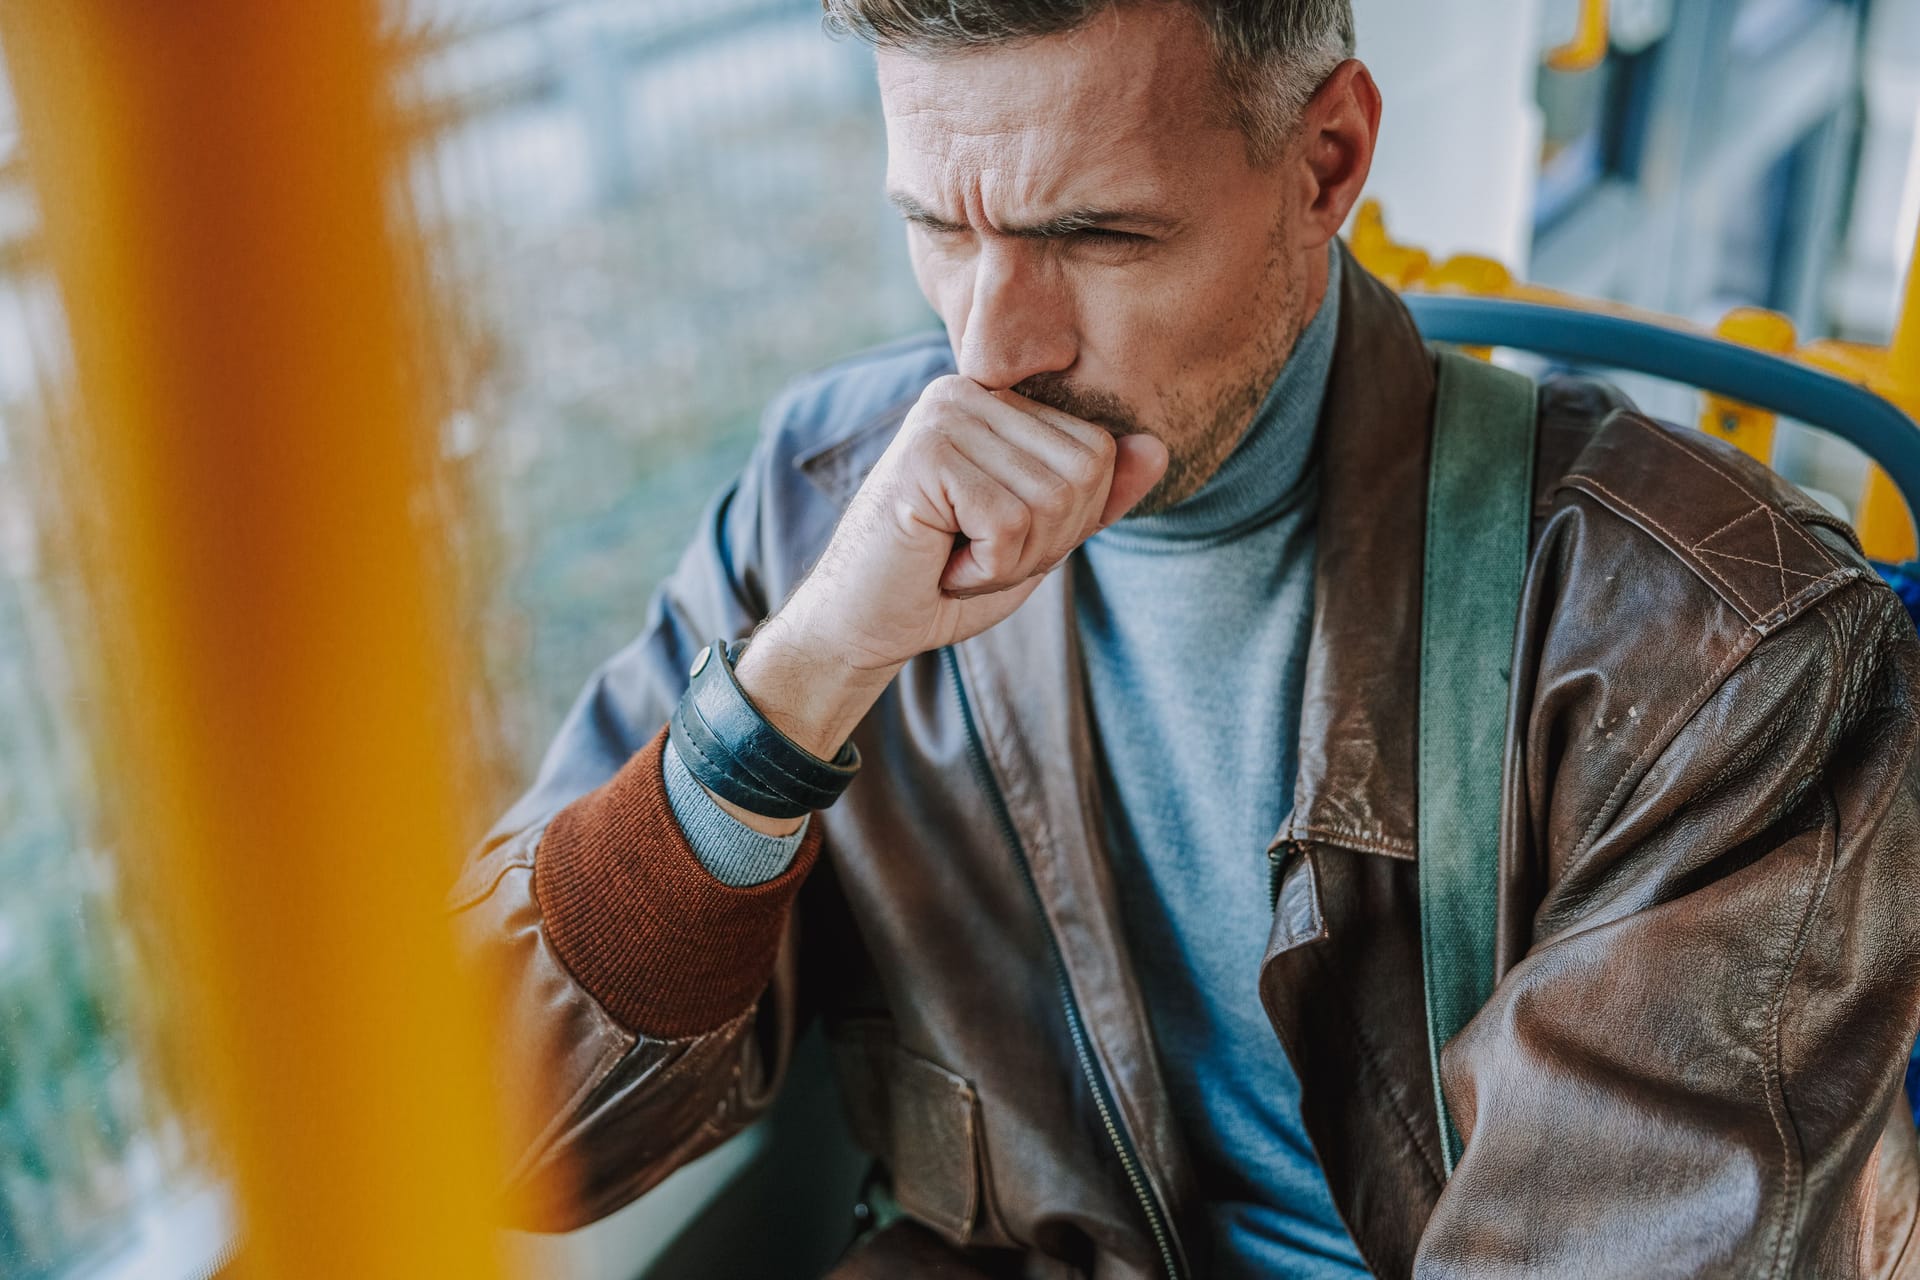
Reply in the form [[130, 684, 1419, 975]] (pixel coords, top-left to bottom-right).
[[1417, 567, 1920, 1277], [446, 427, 818, 1232]]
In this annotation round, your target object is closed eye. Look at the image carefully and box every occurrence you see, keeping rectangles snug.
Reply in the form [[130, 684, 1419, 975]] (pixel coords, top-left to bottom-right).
[[888, 189, 965, 234]]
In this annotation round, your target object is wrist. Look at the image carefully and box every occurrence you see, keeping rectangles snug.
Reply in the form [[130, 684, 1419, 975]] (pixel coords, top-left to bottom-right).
[[736, 612, 903, 760], [669, 635, 863, 825], [702, 779, 808, 838]]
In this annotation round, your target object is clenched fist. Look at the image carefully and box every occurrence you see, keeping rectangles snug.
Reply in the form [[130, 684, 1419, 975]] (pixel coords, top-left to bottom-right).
[[720, 374, 1166, 825], [798, 374, 1165, 663]]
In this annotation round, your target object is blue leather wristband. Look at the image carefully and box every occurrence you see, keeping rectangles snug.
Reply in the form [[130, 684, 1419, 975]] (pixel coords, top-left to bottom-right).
[[668, 639, 862, 820]]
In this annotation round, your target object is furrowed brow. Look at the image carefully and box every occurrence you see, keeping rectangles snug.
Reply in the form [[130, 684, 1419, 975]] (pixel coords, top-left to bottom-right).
[[888, 190, 1176, 238], [999, 206, 1179, 238]]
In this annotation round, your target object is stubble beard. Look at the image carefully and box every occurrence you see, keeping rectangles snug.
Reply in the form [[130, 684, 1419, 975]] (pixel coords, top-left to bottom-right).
[[1130, 248, 1309, 517], [1014, 245, 1311, 521]]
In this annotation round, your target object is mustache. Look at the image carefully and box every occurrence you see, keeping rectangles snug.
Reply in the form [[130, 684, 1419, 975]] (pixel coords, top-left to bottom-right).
[[1010, 372, 1142, 437]]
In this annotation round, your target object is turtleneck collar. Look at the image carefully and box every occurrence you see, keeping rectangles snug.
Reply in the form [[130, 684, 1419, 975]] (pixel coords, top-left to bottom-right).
[[1091, 243, 1341, 551]]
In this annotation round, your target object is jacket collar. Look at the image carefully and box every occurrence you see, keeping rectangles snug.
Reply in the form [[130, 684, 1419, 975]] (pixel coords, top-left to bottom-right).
[[1276, 241, 1434, 861]]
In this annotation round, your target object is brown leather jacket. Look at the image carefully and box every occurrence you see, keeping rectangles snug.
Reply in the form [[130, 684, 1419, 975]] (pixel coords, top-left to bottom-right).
[[452, 252, 1920, 1278]]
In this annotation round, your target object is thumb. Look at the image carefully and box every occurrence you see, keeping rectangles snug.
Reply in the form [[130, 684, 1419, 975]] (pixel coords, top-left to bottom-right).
[[1097, 433, 1169, 527]]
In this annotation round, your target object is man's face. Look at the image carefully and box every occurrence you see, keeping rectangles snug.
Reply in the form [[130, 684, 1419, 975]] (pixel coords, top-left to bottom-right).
[[878, 3, 1339, 514]]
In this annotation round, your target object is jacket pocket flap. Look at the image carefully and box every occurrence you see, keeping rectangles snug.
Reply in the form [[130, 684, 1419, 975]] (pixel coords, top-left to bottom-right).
[[830, 1021, 982, 1244]]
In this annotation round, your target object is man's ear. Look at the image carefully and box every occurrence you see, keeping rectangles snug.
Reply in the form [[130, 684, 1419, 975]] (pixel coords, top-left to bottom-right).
[[1294, 60, 1381, 248]]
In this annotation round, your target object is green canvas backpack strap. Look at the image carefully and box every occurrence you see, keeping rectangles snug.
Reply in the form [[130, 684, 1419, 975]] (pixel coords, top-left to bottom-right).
[[1419, 347, 1539, 1177]]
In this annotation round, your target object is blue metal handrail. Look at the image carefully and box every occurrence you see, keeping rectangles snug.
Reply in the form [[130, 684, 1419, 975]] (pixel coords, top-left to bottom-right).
[[1403, 294, 1920, 528]]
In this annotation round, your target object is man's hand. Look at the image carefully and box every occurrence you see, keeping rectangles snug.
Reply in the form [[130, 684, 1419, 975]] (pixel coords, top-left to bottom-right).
[[725, 375, 1165, 815], [784, 375, 1166, 663]]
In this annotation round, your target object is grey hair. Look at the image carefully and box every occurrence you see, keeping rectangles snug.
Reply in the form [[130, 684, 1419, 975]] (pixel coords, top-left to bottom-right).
[[821, 0, 1356, 162]]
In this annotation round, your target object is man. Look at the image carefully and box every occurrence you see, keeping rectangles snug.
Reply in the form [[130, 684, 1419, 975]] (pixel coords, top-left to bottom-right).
[[451, 1, 1920, 1275]]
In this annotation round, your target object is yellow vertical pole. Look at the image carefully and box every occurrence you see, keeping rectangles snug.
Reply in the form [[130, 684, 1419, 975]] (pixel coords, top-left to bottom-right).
[[1701, 307, 1795, 465], [1856, 220, 1920, 560], [0, 3, 513, 1276], [1892, 219, 1920, 394]]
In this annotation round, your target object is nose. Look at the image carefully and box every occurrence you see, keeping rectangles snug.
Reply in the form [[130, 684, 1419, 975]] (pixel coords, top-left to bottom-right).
[[953, 242, 1076, 391]]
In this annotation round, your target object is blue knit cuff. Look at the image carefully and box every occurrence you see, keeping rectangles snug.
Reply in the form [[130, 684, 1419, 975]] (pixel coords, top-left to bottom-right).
[[663, 737, 809, 887]]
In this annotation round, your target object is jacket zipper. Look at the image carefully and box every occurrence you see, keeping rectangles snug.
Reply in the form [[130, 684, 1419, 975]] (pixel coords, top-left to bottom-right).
[[941, 646, 1184, 1280]]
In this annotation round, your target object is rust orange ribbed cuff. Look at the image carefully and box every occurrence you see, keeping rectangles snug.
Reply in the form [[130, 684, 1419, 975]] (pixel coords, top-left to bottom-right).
[[533, 727, 823, 1039]]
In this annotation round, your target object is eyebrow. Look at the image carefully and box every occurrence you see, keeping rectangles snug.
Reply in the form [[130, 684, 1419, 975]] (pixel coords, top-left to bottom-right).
[[886, 191, 1176, 238]]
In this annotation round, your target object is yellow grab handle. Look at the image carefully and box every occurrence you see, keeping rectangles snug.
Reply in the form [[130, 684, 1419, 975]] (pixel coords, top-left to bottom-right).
[[1547, 0, 1610, 73]]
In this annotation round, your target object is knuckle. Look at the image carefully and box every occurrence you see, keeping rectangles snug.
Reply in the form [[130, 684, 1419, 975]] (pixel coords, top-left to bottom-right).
[[905, 382, 966, 437], [1036, 476, 1076, 519], [970, 545, 1010, 579], [1079, 432, 1117, 477], [991, 504, 1033, 543], [924, 374, 972, 408], [1066, 454, 1105, 490], [909, 429, 957, 470]]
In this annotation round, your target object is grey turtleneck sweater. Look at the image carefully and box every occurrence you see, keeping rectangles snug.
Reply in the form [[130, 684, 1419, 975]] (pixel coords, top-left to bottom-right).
[[1073, 247, 1363, 1277], [663, 246, 1365, 1277]]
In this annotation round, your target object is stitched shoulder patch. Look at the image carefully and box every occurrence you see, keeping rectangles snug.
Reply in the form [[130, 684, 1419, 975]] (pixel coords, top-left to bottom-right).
[[1556, 410, 1864, 633]]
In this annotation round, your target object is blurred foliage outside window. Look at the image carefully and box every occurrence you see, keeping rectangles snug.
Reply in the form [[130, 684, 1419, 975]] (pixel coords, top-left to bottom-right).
[[0, 1, 928, 1274]]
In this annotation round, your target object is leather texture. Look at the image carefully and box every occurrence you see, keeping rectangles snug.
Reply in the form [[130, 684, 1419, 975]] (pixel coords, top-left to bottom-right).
[[451, 246, 1920, 1278], [670, 638, 860, 818]]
